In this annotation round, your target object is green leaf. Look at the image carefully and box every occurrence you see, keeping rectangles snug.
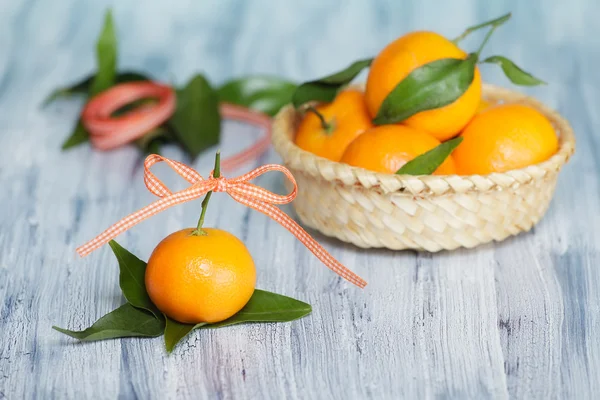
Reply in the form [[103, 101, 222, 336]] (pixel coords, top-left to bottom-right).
[[116, 71, 154, 83], [396, 137, 463, 175], [206, 289, 312, 328], [53, 303, 164, 342], [142, 139, 162, 155], [111, 98, 157, 117], [44, 71, 153, 107], [453, 12, 512, 43], [374, 55, 477, 125], [108, 240, 160, 318], [218, 76, 297, 117], [134, 125, 174, 155], [170, 74, 221, 158], [43, 75, 94, 106], [89, 10, 117, 97], [61, 120, 89, 150], [164, 317, 207, 353], [162, 289, 312, 352], [482, 55, 546, 86], [292, 58, 372, 107]]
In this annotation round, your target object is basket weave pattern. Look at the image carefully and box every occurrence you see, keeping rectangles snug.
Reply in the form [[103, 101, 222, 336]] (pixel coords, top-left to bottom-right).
[[273, 85, 575, 252], [272, 85, 575, 251]]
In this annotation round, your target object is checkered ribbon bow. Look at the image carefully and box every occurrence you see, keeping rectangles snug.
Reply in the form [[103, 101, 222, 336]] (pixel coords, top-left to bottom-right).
[[76, 154, 367, 288]]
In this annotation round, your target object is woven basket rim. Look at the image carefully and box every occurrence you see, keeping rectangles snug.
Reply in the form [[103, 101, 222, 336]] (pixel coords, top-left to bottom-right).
[[272, 83, 576, 196]]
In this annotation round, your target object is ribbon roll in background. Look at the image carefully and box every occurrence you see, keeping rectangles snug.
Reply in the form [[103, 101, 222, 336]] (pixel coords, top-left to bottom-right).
[[82, 81, 273, 171]]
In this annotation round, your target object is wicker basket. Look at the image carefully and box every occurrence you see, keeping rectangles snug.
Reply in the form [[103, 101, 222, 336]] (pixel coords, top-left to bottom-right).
[[271, 84, 576, 251]]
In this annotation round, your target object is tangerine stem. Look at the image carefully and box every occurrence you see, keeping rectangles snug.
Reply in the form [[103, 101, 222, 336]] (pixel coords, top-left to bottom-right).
[[192, 151, 221, 236], [306, 106, 333, 133], [452, 12, 511, 44], [474, 25, 496, 58]]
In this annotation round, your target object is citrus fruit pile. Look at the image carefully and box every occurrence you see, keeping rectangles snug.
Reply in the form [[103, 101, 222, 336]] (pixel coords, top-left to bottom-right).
[[294, 14, 558, 176]]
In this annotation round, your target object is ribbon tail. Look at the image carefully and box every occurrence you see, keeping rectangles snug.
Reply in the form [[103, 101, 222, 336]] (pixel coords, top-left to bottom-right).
[[230, 192, 367, 288], [76, 187, 208, 257]]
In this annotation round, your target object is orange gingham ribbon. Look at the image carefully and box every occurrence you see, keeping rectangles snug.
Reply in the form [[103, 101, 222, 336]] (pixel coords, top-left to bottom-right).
[[76, 154, 367, 288]]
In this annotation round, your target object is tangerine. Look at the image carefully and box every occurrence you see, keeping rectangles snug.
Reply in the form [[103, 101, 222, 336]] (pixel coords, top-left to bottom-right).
[[145, 228, 256, 324], [295, 89, 373, 161], [365, 31, 482, 141], [477, 99, 493, 114], [340, 125, 456, 175], [453, 104, 558, 174]]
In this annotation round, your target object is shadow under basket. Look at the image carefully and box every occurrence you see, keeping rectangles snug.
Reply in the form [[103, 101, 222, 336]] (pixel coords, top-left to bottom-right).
[[272, 84, 576, 252]]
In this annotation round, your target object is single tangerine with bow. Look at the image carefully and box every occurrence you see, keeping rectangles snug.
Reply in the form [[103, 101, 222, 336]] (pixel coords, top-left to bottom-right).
[[76, 151, 367, 324], [144, 152, 257, 324]]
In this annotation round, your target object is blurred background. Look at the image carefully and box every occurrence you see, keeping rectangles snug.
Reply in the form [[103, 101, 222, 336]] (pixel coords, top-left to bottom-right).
[[0, 0, 597, 128]]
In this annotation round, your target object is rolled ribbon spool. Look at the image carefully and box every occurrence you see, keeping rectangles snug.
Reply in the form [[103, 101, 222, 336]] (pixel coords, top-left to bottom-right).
[[82, 82, 176, 151], [81, 81, 272, 171]]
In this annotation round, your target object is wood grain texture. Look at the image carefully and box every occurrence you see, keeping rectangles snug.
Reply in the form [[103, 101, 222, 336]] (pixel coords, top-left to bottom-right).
[[0, 0, 598, 398]]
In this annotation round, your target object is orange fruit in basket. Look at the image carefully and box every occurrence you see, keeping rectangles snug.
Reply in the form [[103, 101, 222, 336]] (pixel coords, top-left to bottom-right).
[[295, 89, 373, 161], [365, 31, 482, 141], [340, 125, 456, 175], [453, 104, 558, 175], [145, 228, 256, 324]]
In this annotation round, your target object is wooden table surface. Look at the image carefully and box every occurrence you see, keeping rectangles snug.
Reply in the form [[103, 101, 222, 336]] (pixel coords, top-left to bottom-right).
[[1, 0, 599, 398]]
